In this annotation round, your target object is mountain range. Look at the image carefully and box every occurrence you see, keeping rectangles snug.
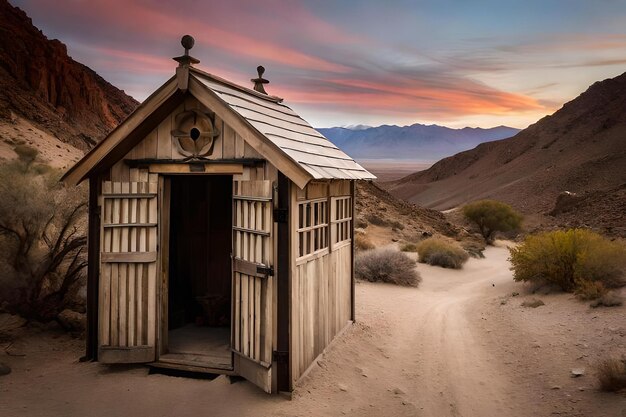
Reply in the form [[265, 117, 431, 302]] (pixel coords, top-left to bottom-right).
[[387, 72, 626, 236], [318, 124, 520, 161]]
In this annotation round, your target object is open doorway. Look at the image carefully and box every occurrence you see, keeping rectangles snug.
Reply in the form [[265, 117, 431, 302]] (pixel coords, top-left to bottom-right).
[[164, 175, 232, 369]]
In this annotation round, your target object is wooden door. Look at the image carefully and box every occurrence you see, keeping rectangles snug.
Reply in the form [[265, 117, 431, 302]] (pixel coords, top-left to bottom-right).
[[232, 179, 274, 392], [98, 174, 159, 363]]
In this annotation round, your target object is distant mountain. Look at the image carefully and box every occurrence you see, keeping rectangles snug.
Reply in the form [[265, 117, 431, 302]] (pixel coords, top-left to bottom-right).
[[318, 124, 520, 161], [0, 0, 138, 150], [387, 72, 626, 237]]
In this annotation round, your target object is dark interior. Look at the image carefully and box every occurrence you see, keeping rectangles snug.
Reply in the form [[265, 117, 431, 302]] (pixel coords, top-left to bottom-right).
[[168, 175, 232, 356]]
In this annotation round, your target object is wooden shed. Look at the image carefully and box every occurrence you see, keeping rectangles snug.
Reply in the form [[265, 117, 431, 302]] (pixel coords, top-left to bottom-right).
[[62, 36, 375, 393]]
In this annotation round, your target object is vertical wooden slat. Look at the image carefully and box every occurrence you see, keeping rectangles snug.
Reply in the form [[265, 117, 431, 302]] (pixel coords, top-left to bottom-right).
[[249, 275, 255, 359], [128, 180, 137, 346], [241, 274, 249, 356], [249, 202, 256, 263], [254, 277, 261, 361], [235, 132, 245, 158], [110, 262, 119, 346], [156, 110, 173, 159], [255, 203, 262, 263], [119, 182, 130, 347], [147, 175, 158, 347], [243, 201, 249, 262], [100, 262, 111, 346], [234, 272, 241, 351]]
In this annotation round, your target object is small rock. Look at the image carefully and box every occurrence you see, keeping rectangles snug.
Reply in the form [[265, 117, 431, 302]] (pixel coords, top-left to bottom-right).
[[551, 385, 561, 390], [0, 363, 11, 376], [532, 343, 541, 348], [571, 368, 585, 377], [521, 298, 545, 308], [338, 383, 348, 392], [392, 387, 405, 395], [512, 292, 520, 297], [0, 313, 26, 332], [57, 309, 86, 332]]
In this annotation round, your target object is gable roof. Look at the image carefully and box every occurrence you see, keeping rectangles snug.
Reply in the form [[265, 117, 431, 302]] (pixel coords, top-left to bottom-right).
[[62, 65, 375, 188]]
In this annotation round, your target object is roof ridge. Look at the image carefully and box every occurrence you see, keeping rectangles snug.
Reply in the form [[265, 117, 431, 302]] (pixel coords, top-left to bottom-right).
[[189, 67, 284, 103]]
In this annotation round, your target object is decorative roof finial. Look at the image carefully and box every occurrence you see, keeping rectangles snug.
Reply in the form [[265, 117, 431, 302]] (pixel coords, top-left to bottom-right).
[[173, 35, 200, 67], [251, 65, 269, 94]]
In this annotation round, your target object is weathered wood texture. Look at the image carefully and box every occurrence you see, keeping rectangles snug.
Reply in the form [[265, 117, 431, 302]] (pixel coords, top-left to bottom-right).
[[291, 242, 351, 382], [109, 96, 261, 182], [99, 170, 158, 363], [290, 180, 353, 383], [232, 179, 274, 392]]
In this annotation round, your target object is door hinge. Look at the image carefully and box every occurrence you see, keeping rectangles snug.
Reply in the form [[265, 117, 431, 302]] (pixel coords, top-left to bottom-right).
[[273, 208, 288, 224], [256, 265, 274, 277], [272, 350, 289, 364]]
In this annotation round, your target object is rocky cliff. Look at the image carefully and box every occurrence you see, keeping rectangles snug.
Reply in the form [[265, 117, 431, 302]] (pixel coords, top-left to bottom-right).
[[0, 0, 138, 150]]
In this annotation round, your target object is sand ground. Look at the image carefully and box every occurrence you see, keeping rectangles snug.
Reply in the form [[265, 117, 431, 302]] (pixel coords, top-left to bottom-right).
[[1, 244, 625, 417]]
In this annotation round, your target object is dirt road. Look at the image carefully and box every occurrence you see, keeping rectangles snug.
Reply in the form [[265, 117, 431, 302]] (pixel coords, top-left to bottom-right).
[[2, 245, 624, 416]]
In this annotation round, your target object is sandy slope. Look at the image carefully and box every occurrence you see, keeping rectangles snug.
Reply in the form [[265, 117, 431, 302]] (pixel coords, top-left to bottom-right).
[[2, 245, 625, 417]]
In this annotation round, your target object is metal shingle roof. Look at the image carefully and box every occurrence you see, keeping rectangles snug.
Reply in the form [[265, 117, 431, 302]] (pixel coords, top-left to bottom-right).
[[192, 70, 376, 182]]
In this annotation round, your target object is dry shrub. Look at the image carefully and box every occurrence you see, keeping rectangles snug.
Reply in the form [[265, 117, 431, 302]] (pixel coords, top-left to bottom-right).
[[575, 279, 607, 300], [596, 358, 626, 392], [355, 249, 420, 287], [590, 292, 624, 308], [355, 233, 374, 251], [0, 160, 87, 321], [355, 218, 368, 229], [400, 243, 418, 252], [416, 237, 469, 269], [13, 144, 38, 164], [389, 220, 405, 230], [365, 213, 388, 227], [510, 229, 626, 293]]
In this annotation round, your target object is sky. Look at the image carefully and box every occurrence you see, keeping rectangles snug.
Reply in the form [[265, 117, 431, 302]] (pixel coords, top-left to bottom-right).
[[12, 0, 626, 129]]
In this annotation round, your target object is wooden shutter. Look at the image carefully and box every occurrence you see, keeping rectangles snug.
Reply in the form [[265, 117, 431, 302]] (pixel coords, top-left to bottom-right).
[[98, 174, 159, 363], [232, 179, 274, 392]]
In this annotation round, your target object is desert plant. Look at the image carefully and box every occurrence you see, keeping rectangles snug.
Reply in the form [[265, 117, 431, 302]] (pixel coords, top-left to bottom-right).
[[510, 229, 626, 293], [0, 159, 87, 321], [354, 217, 368, 229], [354, 233, 374, 251], [595, 358, 626, 392], [574, 279, 607, 300], [590, 292, 624, 308], [365, 213, 388, 227], [355, 249, 420, 286], [400, 242, 418, 252], [389, 220, 405, 230], [416, 237, 469, 269], [13, 144, 39, 165], [462, 200, 522, 244]]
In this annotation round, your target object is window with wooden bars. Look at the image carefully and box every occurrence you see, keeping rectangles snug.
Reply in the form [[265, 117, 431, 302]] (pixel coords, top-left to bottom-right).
[[331, 196, 352, 246], [297, 199, 328, 258]]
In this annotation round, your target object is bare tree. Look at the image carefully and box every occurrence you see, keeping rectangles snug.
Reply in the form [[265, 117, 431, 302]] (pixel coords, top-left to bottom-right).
[[0, 155, 87, 321]]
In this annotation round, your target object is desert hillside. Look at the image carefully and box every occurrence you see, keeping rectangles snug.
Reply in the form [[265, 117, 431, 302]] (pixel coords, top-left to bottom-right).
[[0, 0, 138, 152], [387, 72, 626, 236]]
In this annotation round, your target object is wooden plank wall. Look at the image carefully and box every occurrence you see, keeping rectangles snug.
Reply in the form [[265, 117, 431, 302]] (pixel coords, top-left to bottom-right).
[[290, 180, 352, 383], [99, 169, 158, 355]]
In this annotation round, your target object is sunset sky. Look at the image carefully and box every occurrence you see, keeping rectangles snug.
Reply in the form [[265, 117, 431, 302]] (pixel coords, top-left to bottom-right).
[[12, 0, 626, 129]]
